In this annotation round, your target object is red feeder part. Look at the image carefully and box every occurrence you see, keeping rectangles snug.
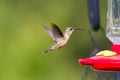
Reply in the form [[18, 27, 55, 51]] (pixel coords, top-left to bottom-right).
[[112, 44, 120, 55], [78, 44, 120, 72]]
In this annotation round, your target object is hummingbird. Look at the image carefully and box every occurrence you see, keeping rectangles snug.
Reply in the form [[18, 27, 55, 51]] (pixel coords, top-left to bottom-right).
[[43, 23, 84, 53]]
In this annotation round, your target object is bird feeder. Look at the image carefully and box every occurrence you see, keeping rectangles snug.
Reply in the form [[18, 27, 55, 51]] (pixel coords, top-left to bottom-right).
[[78, 0, 120, 72]]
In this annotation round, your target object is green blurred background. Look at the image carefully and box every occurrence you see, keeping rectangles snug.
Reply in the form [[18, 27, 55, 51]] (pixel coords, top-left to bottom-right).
[[0, 0, 111, 80]]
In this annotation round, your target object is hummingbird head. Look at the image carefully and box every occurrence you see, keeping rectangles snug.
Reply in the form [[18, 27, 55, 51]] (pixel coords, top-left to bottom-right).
[[64, 27, 85, 40], [65, 27, 75, 36], [65, 27, 84, 35]]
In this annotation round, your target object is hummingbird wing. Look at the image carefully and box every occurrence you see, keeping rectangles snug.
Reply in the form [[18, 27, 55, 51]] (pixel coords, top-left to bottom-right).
[[51, 23, 64, 42], [43, 25, 56, 41]]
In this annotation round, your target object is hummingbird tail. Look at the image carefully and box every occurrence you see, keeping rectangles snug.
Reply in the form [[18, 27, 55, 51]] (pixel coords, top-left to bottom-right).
[[44, 48, 53, 54], [44, 50, 49, 54], [44, 42, 55, 54]]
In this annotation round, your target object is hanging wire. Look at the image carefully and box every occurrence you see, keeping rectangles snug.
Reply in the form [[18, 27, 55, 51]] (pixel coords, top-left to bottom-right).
[[82, 0, 100, 79], [87, 0, 100, 31], [88, 27, 99, 56], [82, 27, 100, 80]]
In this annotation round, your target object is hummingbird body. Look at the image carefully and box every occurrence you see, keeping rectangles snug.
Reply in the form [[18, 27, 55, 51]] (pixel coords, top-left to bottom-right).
[[43, 23, 83, 53], [47, 38, 66, 51]]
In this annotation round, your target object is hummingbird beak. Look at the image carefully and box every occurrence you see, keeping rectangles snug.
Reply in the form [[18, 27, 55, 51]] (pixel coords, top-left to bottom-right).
[[74, 28, 86, 30]]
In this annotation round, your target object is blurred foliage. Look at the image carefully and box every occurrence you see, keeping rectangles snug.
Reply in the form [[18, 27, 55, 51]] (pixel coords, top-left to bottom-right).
[[0, 0, 111, 80]]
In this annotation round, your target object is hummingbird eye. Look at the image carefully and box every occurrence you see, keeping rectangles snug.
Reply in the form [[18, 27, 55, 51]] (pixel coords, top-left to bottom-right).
[[70, 28, 73, 30]]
